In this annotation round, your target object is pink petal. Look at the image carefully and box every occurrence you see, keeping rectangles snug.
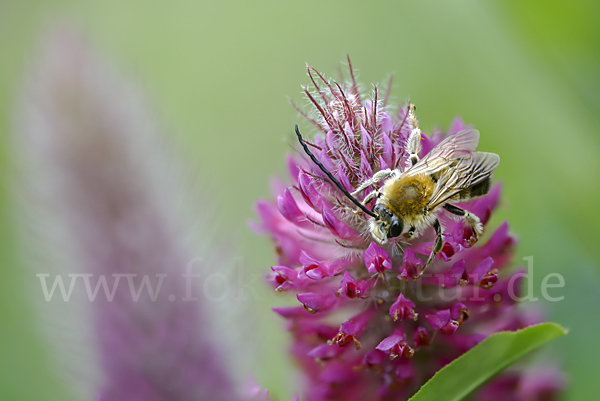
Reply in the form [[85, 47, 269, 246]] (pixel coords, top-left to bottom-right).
[[389, 293, 417, 321], [364, 242, 392, 274], [297, 292, 337, 314], [360, 149, 373, 179], [425, 309, 451, 330], [448, 116, 468, 134], [277, 188, 312, 228], [442, 259, 469, 289], [298, 171, 323, 210], [321, 203, 359, 240]]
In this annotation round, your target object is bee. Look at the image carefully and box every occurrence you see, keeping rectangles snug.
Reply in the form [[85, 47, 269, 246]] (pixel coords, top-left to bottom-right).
[[295, 104, 500, 277]]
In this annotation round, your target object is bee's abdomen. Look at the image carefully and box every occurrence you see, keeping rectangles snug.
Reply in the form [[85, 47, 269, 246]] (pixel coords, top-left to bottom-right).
[[457, 177, 491, 201], [383, 174, 434, 218]]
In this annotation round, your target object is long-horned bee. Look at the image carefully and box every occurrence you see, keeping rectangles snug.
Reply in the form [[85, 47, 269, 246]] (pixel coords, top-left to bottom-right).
[[295, 104, 499, 276]]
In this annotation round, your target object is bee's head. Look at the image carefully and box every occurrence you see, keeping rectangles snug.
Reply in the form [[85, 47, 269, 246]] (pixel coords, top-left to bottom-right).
[[370, 204, 404, 244]]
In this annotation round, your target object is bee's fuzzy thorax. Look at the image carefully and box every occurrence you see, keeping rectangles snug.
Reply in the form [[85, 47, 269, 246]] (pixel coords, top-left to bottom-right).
[[381, 173, 435, 223]]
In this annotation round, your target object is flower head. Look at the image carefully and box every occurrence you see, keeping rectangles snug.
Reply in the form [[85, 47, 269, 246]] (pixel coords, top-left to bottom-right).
[[256, 58, 563, 400]]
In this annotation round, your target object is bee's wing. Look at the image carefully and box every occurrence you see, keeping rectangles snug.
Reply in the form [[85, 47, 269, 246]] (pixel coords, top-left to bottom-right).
[[406, 129, 481, 177], [426, 151, 500, 209], [404, 129, 499, 209]]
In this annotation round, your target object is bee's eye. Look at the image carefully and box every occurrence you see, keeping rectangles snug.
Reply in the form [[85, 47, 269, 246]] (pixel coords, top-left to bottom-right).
[[388, 220, 403, 238]]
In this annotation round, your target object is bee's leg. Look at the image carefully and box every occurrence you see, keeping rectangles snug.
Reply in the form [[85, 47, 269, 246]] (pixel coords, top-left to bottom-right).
[[346, 189, 379, 214], [417, 219, 443, 278], [405, 226, 416, 238], [406, 104, 422, 167], [351, 169, 395, 196], [443, 204, 483, 239], [362, 189, 379, 205], [344, 190, 379, 214]]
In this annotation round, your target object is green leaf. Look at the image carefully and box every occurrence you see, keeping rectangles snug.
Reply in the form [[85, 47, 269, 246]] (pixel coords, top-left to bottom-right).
[[408, 322, 567, 401]]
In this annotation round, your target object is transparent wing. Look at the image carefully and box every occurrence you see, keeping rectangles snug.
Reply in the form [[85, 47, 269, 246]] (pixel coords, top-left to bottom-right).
[[406, 128, 481, 177], [426, 151, 500, 209]]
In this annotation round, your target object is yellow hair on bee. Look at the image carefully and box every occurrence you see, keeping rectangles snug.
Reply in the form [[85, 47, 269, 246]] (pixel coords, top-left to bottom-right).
[[380, 173, 435, 222]]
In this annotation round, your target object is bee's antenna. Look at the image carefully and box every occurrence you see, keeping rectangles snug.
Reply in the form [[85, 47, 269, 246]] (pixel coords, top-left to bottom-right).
[[295, 125, 378, 218]]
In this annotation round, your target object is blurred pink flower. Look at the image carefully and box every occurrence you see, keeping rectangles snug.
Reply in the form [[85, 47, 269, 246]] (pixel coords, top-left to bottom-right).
[[16, 26, 241, 401]]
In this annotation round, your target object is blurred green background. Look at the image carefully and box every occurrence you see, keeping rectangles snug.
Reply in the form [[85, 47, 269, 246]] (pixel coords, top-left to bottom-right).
[[1, 1, 599, 400]]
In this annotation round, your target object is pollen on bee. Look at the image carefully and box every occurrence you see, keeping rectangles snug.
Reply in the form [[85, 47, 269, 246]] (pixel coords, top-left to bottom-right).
[[382, 173, 435, 219]]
